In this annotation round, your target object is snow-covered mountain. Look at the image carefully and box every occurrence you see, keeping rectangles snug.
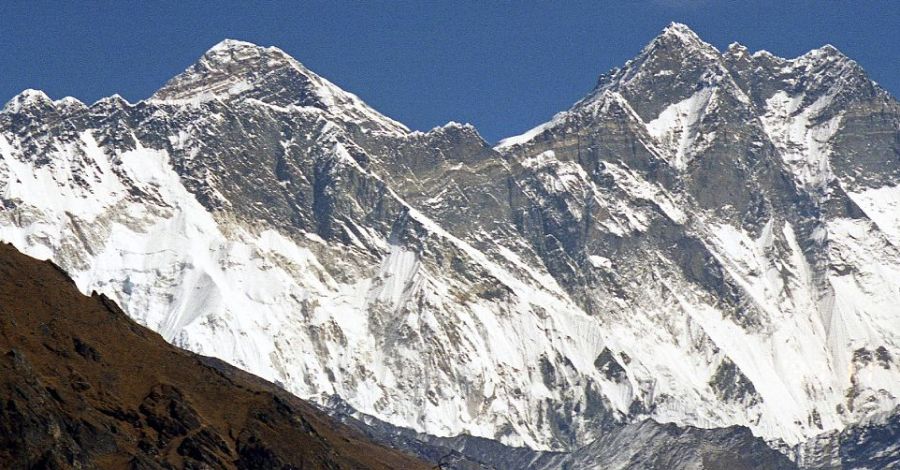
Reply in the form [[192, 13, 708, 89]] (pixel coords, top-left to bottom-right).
[[1, 23, 898, 464]]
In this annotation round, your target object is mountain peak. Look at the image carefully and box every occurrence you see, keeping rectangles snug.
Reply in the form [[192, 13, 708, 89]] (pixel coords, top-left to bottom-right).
[[801, 43, 851, 63], [197, 38, 296, 69], [726, 42, 750, 55], [149, 39, 408, 134], [650, 22, 716, 53], [2, 89, 53, 114], [818, 43, 843, 55], [574, 22, 724, 121], [207, 38, 261, 53], [661, 22, 700, 40], [625, 22, 721, 70], [149, 38, 302, 104]]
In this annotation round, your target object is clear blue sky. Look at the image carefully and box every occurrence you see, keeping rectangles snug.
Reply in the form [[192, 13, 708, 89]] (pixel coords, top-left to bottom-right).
[[2, 1, 898, 143]]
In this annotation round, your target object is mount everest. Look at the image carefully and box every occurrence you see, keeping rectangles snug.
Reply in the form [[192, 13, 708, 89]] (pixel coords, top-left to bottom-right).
[[1, 23, 898, 467]]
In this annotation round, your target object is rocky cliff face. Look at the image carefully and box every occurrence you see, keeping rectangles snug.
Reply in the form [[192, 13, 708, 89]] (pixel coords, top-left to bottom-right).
[[1, 23, 898, 465]]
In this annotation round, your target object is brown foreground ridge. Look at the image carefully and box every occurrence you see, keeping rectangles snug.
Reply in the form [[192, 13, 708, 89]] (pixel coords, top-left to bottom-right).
[[0, 242, 430, 469]]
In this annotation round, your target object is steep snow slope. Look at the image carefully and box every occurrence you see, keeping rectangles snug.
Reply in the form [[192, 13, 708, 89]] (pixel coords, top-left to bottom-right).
[[1, 25, 898, 462]]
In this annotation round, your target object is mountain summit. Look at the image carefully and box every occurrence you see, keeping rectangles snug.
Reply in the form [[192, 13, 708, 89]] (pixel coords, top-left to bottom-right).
[[150, 39, 408, 135]]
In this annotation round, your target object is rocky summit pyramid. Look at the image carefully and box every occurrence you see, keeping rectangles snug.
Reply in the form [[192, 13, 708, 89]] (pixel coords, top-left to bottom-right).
[[1, 22, 898, 467]]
